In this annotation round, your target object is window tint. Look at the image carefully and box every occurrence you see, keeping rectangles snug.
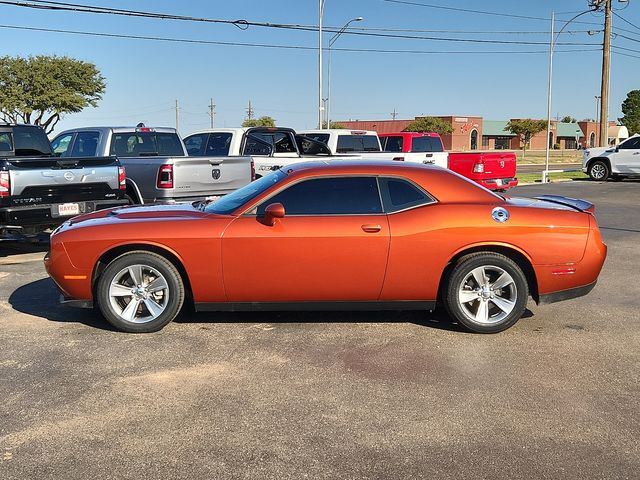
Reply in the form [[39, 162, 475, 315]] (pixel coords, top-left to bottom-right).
[[336, 135, 381, 152], [71, 131, 99, 157], [379, 177, 433, 213], [249, 132, 296, 153], [184, 134, 207, 156], [411, 136, 444, 153], [619, 136, 640, 150], [257, 177, 382, 216], [110, 132, 184, 157], [206, 133, 232, 156], [243, 135, 272, 155], [382, 136, 403, 152], [0, 133, 12, 152], [13, 126, 52, 156]]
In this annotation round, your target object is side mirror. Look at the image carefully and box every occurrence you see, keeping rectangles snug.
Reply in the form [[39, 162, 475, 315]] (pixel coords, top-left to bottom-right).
[[264, 202, 285, 226]]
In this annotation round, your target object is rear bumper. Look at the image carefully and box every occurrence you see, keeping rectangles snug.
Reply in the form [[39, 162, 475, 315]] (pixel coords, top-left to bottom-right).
[[476, 177, 518, 190], [539, 281, 597, 305], [1, 199, 128, 234]]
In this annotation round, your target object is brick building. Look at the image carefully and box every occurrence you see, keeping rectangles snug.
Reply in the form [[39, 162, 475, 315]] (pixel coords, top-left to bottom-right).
[[338, 116, 623, 151]]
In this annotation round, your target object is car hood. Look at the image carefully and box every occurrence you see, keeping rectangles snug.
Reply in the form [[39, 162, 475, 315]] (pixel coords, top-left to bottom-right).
[[67, 202, 221, 226]]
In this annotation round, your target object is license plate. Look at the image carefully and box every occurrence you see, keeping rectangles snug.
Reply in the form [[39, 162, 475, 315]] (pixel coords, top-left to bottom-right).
[[58, 203, 80, 216]]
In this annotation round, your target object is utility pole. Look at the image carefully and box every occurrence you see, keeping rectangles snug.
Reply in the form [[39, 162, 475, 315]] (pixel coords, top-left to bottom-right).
[[246, 100, 254, 120], [599, 0, 612, 147], [175, 99, 179, 131], [208, 98, 216, 128], [391, 108, 398, 120]]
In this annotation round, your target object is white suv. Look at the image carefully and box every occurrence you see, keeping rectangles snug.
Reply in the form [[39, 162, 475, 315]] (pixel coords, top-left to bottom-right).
[[583, 134, 640, 181]]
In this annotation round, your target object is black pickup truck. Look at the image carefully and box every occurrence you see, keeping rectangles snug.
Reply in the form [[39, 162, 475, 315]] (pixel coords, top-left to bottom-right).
[[0, 124, 127, 239]]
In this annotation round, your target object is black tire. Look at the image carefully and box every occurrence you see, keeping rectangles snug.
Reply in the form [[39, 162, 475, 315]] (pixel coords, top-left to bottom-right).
[[588, 160, 610, 181], [444, 252, 529, 333], [96, 251, 185, 333], [125, 192, 139, 205]]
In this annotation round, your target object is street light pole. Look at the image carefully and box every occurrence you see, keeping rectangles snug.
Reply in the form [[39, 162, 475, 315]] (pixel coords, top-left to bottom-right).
[[543, 8, 597, 183], [327, 16, 363, 129]]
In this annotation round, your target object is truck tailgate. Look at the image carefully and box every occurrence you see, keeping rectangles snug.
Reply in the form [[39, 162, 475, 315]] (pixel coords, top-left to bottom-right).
[[7, 156, 121, 201], [448, 152, 518, 190], [173, 155, 252, 197]]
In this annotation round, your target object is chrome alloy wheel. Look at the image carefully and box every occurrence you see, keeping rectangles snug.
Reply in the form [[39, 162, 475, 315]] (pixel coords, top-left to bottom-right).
[[590, 163, 607, 180], [457, 265, 517, 325], [108, 264, 170, 324]]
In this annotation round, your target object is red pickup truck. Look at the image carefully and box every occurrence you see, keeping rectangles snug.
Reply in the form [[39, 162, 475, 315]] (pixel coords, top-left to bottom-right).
[[379, 132, 517, 191]]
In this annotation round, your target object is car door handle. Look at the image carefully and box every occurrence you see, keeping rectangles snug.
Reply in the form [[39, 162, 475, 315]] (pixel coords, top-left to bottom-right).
[[361, 224, 382, 233]]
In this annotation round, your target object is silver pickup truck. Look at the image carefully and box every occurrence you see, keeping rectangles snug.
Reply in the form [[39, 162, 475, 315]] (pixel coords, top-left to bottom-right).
[[50, 126, 253, 204], [1, 123, 127, 238]]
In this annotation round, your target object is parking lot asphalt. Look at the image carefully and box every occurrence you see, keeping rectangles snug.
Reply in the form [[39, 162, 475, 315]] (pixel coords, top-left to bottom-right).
[[1, 180, 638, 479]]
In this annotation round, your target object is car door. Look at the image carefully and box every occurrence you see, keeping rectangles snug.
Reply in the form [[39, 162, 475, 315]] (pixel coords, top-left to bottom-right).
[[615, 136, 640, 173], [221, 176, 390, 302]]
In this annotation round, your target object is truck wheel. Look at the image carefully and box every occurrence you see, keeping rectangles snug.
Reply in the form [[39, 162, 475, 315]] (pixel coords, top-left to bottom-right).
[[444, 253, 528, 333], [96, 251, 184, 333], [588, 160, 610, 181]]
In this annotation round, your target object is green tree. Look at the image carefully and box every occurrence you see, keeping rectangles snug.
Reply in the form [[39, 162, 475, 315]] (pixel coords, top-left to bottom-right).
[[242, 116, 276, 127], [403, 116, 453, 135], [561, 115, 577, 123], [0, 55, 105, 133], [506, 119, 547, 158], [321, 121, 345, 129], [619, 90, 640, 135]]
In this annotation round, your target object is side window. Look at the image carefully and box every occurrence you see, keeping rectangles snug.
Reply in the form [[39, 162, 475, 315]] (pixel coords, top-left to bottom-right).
[[184, 134, 207, 156], [71, 131, 99, 157], [379, 177, 434, 213], [0, 133, 13, 152], [619, 137, 640, 150], [257, 177, 382, 216], [383, 136, 403, 152], [51, 133, 74, 157], [206, 133, 232, 156]]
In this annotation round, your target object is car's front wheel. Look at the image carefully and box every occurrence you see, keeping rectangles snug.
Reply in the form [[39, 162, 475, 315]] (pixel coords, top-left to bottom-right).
[[444, 253, 529, 333], [96, 251, 185, 333], [588, 160, 610, 181]]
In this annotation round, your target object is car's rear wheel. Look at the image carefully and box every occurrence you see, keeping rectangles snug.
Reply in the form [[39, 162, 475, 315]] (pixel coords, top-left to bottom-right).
[[444, 253, 528, 333], [96, 251, 184, 333], [588, 160, 610, 181]]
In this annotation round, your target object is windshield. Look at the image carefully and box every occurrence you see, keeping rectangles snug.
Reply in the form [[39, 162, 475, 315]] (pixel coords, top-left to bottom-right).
[[203, 169, 288, 215]]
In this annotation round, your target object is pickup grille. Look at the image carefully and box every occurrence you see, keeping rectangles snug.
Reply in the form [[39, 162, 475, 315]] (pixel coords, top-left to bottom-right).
[[13, 183, 117, 204]]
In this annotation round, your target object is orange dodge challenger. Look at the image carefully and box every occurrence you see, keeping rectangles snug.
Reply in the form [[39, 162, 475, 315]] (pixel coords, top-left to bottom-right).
[[45, 161, 607, 334]]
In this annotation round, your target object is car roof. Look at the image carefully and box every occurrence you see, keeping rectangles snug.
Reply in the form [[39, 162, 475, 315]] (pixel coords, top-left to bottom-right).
[[280, 160, 501, 204]]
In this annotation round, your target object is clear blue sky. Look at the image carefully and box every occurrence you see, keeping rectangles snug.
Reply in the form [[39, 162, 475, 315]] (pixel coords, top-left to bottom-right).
[[1, 0, 639, 135]]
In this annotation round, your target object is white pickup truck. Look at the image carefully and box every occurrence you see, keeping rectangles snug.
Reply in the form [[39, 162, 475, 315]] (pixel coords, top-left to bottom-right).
[[184, 127, 338, 178], [184, 127, 411, 178], [582, 134, 640, 181]]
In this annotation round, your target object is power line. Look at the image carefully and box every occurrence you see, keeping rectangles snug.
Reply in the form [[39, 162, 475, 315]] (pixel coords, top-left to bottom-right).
[[0, 23, 603, 55], [0, 0, 601, 46], [613, 11, 640, 33]]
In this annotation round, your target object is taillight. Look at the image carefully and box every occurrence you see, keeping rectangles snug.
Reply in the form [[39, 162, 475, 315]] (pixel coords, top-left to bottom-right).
[[157, 164, 174, 188], [118, 166, 126, 190], [251, 159, 256, 181], [392, 157, 405, 161], [473, 162, 485, 173], [0, 171, 9, 198]]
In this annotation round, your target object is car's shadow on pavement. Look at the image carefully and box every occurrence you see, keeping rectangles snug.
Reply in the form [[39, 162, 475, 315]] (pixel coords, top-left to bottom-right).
[[9, 278, 533, 334]]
